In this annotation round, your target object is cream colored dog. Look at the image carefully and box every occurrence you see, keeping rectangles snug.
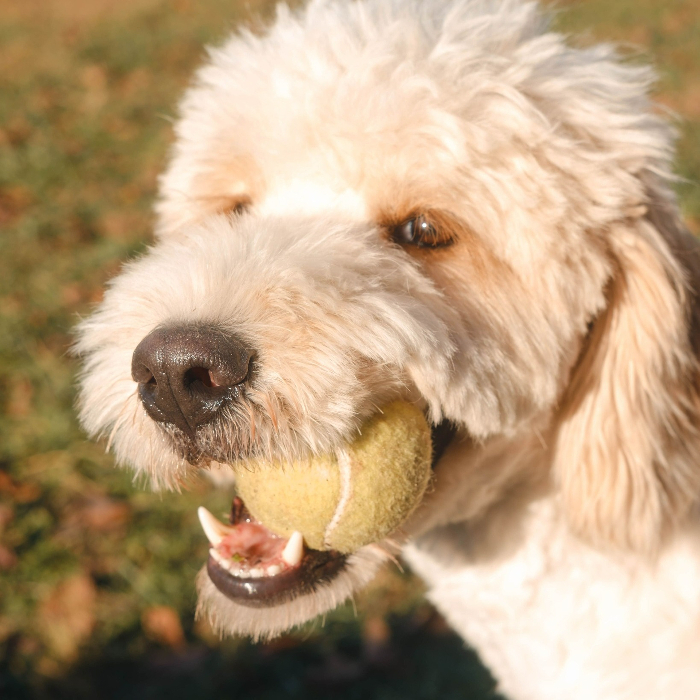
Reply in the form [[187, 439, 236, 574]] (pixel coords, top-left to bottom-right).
[[77, 0, 700, 697]]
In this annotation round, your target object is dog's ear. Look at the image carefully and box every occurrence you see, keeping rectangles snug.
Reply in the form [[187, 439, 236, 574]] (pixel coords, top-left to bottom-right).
[[553, 180, 700, 551]]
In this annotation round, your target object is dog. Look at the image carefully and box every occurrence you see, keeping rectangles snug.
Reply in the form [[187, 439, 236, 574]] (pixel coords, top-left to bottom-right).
[[76, 0, 700, 697]]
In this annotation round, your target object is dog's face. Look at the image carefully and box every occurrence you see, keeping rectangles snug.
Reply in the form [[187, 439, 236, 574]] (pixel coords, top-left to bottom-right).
[[77, 0, 700, 639]]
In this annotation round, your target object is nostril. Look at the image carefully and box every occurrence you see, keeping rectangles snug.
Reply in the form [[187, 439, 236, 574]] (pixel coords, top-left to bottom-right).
[[132, 363, 156, 385], [185, 367, 219, 388]]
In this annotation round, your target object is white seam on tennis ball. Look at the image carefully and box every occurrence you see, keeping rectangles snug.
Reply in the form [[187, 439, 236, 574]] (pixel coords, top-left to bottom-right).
[[324, 447, 354, 548]]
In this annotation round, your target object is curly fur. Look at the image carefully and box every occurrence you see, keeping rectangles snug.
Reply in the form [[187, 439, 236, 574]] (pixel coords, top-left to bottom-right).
[[76, 1, 700, 697]]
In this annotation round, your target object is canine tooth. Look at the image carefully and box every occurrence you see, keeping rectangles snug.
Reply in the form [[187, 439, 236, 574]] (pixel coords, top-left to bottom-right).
[[209, 548, 228, 567], [198, 506, 232, 546], [282, 531, 304, 566], [266, 565, 281, 576]]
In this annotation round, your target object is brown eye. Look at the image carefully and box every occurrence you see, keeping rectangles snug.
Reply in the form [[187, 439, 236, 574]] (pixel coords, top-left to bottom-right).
[[391, 215, 453, 249], [225, 197, 251, 217]]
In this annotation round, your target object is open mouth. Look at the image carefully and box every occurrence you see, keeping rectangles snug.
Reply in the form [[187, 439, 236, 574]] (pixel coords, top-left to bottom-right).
[[199, 499, 347, 608], [198, 415, 456, 608]]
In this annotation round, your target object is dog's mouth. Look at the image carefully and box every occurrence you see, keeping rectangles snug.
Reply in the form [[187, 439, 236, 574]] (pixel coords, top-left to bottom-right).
[[199, 498, 347, 608], [198, 416, 455, 608]]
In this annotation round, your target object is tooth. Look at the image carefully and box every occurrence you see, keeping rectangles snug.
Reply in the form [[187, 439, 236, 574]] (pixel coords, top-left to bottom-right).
[[248, 567, 263, 578], [198, 506, 232, 547], [266, 565, 281, 576], [281, 531, 304, 566], [209, 548, 230, 569]]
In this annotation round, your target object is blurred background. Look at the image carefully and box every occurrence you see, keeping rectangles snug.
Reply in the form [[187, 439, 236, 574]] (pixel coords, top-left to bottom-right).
[[0, 0, 698, 698]]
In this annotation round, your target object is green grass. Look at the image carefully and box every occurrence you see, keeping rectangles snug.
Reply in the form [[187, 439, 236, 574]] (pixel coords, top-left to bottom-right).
[[0, 0, 698, 698]]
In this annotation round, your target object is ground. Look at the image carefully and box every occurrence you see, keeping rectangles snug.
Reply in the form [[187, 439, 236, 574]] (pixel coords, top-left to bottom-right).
[[0, 0, 698, 698]]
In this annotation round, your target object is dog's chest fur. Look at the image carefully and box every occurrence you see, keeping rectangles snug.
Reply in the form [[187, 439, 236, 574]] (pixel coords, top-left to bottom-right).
[[405, 496, 700, 700]]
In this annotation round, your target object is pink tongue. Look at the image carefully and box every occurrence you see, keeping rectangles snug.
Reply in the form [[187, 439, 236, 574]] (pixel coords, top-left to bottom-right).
[[216, 521, 288, 568]]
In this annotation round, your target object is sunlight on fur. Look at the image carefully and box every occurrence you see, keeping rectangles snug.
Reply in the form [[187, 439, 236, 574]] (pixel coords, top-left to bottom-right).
[[76, 1, 700, 698]]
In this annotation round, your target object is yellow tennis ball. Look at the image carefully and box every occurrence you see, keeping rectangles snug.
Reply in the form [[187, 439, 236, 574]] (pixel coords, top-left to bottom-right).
[[232, 401, 432, 553]]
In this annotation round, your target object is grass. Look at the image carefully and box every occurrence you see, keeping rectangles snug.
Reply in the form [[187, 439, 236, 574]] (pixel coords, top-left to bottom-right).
[[0, 0, 698, 698]]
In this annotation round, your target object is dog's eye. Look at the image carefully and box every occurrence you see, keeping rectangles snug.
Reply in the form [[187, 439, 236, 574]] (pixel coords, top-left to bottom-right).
[[391, 215, 453, 249], [224, 198, 251, 217]]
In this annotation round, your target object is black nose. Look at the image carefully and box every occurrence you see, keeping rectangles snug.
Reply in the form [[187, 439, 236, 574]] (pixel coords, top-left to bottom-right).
[[131, 325, 252, 438]]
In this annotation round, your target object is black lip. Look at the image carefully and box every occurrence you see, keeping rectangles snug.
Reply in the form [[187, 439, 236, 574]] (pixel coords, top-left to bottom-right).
[[207, 549, 347, 608]]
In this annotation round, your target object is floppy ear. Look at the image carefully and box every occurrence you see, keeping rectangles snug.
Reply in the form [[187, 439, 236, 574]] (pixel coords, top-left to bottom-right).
[[554, 181, 700, 551]]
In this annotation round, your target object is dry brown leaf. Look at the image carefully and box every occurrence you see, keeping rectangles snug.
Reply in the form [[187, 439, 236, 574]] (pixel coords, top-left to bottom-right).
[[40, 573, 97, 661], [141, 606, 185, 649]]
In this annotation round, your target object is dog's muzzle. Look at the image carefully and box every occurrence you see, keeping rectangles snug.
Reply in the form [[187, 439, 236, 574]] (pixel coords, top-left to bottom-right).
[[131, 324, 253, 439], [131, 324, 457, 607]]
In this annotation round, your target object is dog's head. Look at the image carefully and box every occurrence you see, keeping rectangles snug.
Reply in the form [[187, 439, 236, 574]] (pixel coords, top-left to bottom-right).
[[76, 0, 700, 639]]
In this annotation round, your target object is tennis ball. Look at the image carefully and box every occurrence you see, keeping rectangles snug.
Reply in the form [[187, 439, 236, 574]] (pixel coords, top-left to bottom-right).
[[232, 401, 432, 553]]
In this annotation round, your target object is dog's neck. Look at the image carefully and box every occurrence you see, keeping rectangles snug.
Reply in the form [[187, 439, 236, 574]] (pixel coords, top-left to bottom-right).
[[407, 422, 554, 540]]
